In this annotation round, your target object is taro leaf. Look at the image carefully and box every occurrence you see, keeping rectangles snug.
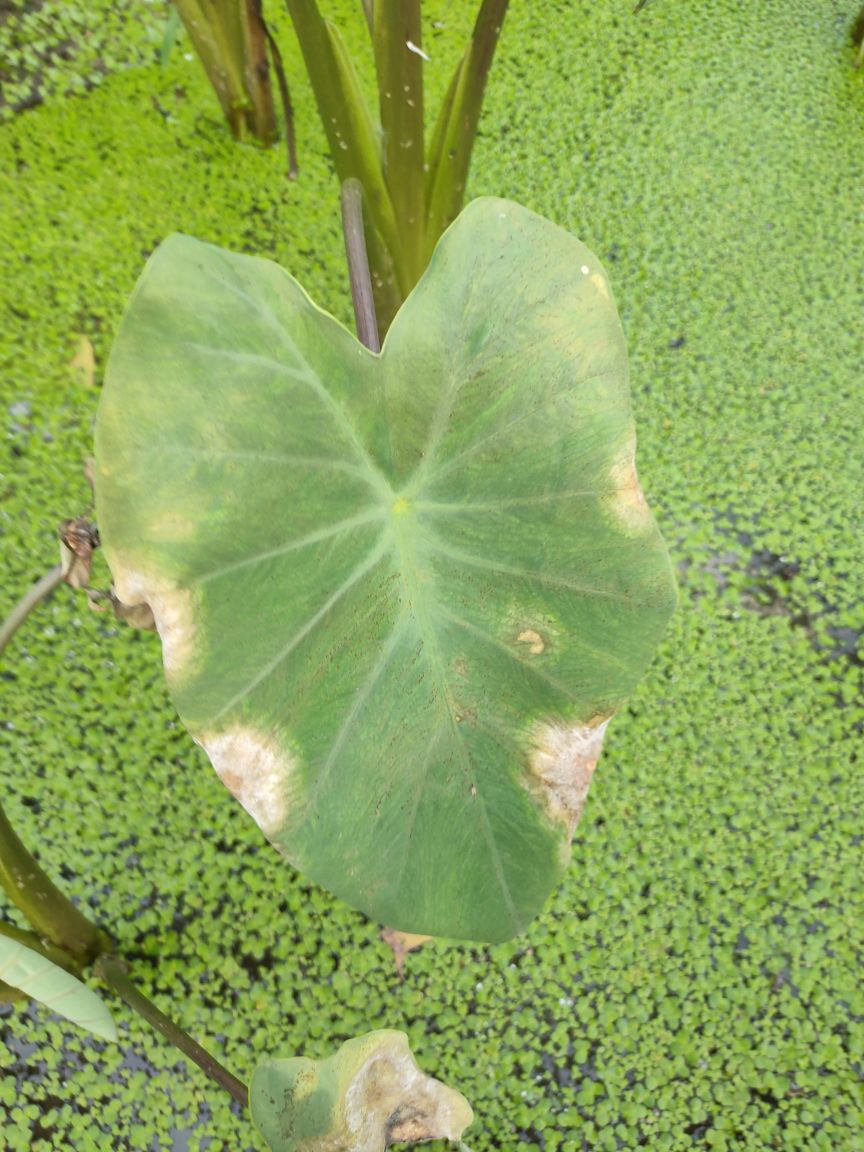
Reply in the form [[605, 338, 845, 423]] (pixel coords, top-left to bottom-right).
[[94, 197, 676, 943], [0, 934, 118, 1041], [249, 1029, 473, 1152]]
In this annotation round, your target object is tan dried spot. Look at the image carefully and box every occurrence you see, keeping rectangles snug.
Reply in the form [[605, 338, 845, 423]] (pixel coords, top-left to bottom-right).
[[114, 568, 198, 684], [380, 928, 433, 978], [344, 1033, 473, 1149], [517, 628, 545, 655], [607, 440, 652, 534], [199, 726, 296, 839], [528, 717, 610, 836]]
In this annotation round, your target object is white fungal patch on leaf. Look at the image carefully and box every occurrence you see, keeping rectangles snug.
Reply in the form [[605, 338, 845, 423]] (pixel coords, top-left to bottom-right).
[[199, 726, 295, 838], [113, 567, 199, 684], [528, 717, 610, 835], [606, 439, 652, 534], [343, 1032, 473, 1149]]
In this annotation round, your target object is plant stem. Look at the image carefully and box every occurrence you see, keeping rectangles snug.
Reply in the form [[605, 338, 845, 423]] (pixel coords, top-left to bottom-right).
[[174, 0, 278, 144], [0, 805, 110, 963], [425, 0, 509, 257], [96, 955, 249, 1109], [0, 564, 111, 961], [0, 918, 83, 975], [0, 564, 63, 657], [282, 0, 407, 294], [260, 13, 299, 178], [0, 979, 26, 1004], [373, 0, 426, 287], [341, 179, 381, 353], [0, 919, 83, 1002]]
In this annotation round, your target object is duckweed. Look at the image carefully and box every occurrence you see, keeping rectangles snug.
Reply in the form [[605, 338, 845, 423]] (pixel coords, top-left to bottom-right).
[[1, 1, 862, 1149]]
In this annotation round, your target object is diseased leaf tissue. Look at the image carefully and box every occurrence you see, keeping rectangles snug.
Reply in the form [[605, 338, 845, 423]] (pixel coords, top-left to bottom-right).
[[94, 198, 676, 943]]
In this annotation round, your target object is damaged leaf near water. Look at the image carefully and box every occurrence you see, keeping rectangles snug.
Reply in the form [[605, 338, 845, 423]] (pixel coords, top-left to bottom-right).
[[94, 197, 677, 944], [249, 1029, 473, 1152]]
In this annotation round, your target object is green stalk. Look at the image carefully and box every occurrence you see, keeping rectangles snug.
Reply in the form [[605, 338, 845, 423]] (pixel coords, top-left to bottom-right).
[[0, 792, 110, 964], [282, 0, 407, 294], [373, 0, 426, 287], [424, 0, 509, 257], [174, 0, 277, 144], [854, 5, 864, 67], [0, 920, 82, 975], [242, 0, 280, 144], [0, 564, 63, 653], [96, 956, 249, 1108], [362, 204, 404, 338], [0, 566, 111, 962]]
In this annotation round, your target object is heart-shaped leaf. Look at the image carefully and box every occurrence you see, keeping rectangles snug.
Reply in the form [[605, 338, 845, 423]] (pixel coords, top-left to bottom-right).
[[249, 1029, 472, 1152], [0, 933, 118, 1041], [94, 198, 676, 942]]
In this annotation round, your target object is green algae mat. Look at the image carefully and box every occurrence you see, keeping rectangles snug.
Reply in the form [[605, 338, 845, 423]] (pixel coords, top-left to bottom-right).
[[1, 2, 862, 1150]]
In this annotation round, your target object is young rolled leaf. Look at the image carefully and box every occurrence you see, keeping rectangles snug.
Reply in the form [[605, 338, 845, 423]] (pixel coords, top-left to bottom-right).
[[0, 933, 118, 1041], [94, 198, 676, 943], [249, 1029, 472, 1151]]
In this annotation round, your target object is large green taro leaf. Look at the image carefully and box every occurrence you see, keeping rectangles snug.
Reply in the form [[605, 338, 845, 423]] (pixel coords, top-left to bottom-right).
[[94, 198, 676, 943]]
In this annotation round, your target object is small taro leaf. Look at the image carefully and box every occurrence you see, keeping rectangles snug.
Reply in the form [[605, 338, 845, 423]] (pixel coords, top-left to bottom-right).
[[249, 1029, 473, 1152], [94, 198, 677, 943], [0, 934, 118, 1041]]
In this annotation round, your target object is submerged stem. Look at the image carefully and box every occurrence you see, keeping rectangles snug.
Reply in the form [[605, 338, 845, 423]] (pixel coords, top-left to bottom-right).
[[0, 565, 63, 657], [0, 564, 110, 961], [341, 178, 381, 353], [96, 956, 249, 1108]]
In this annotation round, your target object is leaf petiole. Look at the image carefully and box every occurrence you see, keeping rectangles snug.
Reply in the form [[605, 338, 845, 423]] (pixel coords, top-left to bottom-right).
[[341, 178, 381, 352], [0, 562, 111, 962], [96, 955, 249, 1108]]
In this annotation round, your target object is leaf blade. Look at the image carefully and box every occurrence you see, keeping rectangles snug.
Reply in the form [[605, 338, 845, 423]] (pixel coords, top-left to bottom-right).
[[249, 1030, 472, 1152], [95, 199, 676, 943], [0, 934, 117, 1042]]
